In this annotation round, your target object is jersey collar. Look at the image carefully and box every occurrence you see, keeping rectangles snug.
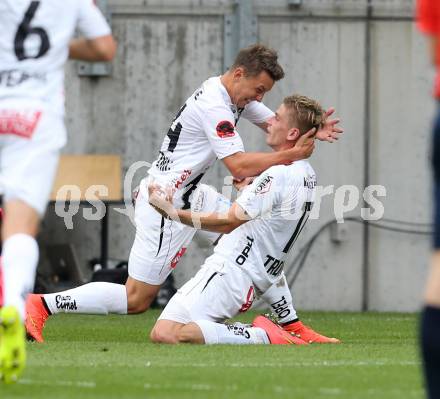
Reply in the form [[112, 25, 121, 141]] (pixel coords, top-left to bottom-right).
[[216, 76, 238, 115]]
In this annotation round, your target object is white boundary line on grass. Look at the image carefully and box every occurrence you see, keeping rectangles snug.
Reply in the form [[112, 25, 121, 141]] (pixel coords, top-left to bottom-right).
[[142, 383, 423, 396], [156, 360, 421, 368], [144, 383, 238, 391], [16, 379, 423, 396], [18, 379, 96, 388]]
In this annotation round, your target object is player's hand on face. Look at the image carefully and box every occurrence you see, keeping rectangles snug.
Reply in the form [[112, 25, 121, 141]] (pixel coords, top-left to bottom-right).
[[315, 107, 344, 143], [233, 176, 255, 191]]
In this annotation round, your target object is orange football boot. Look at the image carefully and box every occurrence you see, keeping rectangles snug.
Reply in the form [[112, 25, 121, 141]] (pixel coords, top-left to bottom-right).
[[25, 294, 49, 343], [283, 321, 340, 344], [252, 315, 308, 345]]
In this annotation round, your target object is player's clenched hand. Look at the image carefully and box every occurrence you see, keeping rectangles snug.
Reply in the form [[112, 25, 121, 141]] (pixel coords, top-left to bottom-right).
[[148, 183, 177, 219], [315, 107, 343, 143], [233, 176, 255, 191]]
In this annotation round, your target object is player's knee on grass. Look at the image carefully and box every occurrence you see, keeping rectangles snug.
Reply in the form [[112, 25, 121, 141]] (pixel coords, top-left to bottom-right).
[[176, 322, 205, 344], [127, 298, 150, 314], [150, 320, 201, 344], [150, 323, 180, 344]]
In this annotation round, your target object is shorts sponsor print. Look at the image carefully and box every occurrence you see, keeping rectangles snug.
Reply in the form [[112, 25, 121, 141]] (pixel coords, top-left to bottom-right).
[[0, 110, 65, 215], [0, 109, 42, 138]]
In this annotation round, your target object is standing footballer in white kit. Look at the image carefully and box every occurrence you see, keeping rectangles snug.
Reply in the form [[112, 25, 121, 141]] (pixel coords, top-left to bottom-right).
[[0, 0, 116, 383], [148, 95, 339, 345]]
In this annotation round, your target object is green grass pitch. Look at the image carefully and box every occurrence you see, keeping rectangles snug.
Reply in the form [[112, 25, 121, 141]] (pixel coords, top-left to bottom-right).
[[2, 311, 423, 399]]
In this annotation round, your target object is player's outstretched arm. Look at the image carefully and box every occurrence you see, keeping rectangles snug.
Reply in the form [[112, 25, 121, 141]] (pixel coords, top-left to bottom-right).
[[255, 121, 270, 133], [148, 185, 250, 234], [69, 35, 117, 62], [222, 129, 316, 179]]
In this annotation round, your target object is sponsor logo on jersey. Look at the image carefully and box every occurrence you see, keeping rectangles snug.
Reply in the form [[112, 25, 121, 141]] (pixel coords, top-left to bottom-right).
[[170, 247, 187, 269], [239, 286, 255, 313], [216, 120, 235, 138], [304, 175, 317, 189], [0, 69, 47, 88], [55, 295, 78, 311], [254, 175, 273, 195], [0, 110, 42, 138], [236, 236, 254, 265], [194, 89, 203, 101], [155, 151, 171, 171], [174, 169, 192, 189], [270, 296, 291, 319], [264, 254, 284, 277]]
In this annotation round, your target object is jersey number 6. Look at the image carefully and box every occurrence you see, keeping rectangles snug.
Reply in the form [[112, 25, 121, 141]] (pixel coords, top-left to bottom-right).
[[14, 1, 50, 61]]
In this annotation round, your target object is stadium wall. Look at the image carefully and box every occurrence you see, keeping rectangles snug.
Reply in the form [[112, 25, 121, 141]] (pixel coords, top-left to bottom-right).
[[39, 0, 432, 312]]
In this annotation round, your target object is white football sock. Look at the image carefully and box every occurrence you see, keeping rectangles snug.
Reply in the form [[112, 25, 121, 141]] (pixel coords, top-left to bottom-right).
[[43, 282, 127, 315], [2, 234, 39, 321], [195, 320, 269, 345], [261, 273, 298, 324]]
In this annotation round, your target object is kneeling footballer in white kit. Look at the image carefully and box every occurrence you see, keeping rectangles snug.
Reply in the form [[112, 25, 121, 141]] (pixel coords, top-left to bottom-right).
[[149, 95, 340, 345]]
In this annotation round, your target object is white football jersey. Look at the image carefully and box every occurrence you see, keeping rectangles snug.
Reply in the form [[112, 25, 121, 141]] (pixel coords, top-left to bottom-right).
[[209, 160, 317, 292], [148, 76, 274, 209], [0, 0, 111, 116]]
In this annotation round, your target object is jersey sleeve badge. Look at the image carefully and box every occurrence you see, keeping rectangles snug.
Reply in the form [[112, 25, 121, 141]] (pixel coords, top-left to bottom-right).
[[216, 120, 235, 138]]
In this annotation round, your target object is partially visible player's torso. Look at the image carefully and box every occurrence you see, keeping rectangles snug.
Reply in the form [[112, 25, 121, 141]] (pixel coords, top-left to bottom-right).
[[147, 76, 273, 209], [417, 0, 440, 98], [0, 0, 82, 116], [211, 161, 317, 292], [0, 0, 110, 119]]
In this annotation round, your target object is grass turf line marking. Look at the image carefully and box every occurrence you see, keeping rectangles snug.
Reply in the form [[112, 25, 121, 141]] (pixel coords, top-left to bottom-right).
[[144, 383, 238, 391], [276, 387, 342, 395], [29, 360, 420, 369], [319, 388, 342, 395], [150, 360, 421, 368], [18, 379, 96, 388]]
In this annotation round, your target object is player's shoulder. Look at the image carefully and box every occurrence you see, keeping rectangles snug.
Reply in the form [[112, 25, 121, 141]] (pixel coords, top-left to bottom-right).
[[72, 0, 92, 8], [287, 160, 316, 186], [290, 159, 314, 173], [269, 160, 315, 184], [249, 165, 299, 197], [194, 77, 232, 113], [43, 0, 84, 8], [37, 0, 84, 16], [255, 165, 291, 187], [262, 164, 288, 177]]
